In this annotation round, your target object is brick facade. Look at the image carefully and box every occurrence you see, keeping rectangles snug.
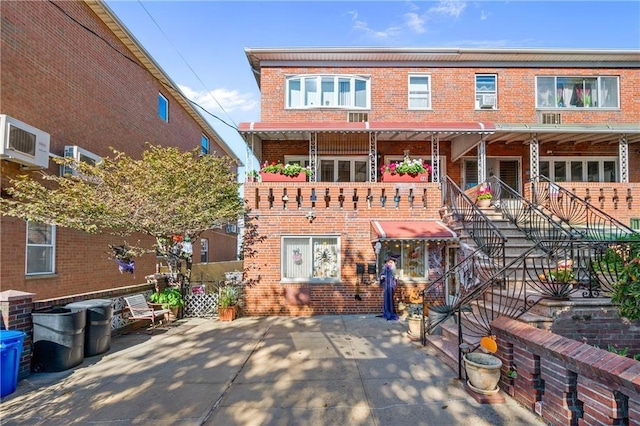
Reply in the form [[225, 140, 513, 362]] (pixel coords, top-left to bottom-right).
[[1, 1, 238, 302]]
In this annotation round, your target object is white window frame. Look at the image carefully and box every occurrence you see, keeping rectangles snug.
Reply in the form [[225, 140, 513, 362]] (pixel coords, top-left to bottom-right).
[[539, 156, 618, 182], [201, 135, 209, 155], [535, 76, 620, 109], [26, 221, 56, 275], [285, 75, 370, 109], [200, 238, 209, 263], [158, 93, 169, 122], [281, 235, 341, 283], [475, 74, 497, 110], [408, 74, 432, 110], [285, 155, 369, 182]]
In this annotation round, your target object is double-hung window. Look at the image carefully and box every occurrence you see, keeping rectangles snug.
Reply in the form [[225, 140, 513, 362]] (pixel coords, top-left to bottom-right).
[[200, 238, 209, 263], [286, 75, 370, 109], [26, 221, 55, 275], [282, 236, 340, 282], [536, 76, 619, 109], [475, 74, 497, 109], [201, 135, 209, 155], [158, 93, 169, 122], [408, 74, 431, 109]]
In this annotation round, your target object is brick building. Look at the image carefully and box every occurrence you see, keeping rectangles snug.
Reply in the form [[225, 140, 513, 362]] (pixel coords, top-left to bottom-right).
[[0, 1, 241, 302], [238, 47, 640, 316]]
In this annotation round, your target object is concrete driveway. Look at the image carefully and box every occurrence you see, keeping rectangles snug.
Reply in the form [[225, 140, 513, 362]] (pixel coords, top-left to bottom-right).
[[0, 315, 545, 425]]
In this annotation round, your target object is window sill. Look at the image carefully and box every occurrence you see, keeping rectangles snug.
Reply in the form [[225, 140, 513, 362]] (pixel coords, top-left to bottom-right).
[[26, 273, 58, 280], [280, 279, 341, 285]]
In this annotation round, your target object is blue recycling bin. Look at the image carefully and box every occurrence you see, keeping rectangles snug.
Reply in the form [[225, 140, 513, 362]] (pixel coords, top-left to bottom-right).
[[0, 330, 26, 397]]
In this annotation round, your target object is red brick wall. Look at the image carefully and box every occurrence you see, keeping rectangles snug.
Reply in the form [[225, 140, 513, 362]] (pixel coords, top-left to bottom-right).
[[0, 1, 237, 301], [260, 66, 640, 124], [493, 317, 640, 426], [243, 181, 442, 316]]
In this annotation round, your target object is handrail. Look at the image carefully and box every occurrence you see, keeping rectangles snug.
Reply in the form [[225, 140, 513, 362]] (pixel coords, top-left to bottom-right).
[[532, 176, 640, 241], [443, 176, 507, 262], [487, 175, 575, 252]]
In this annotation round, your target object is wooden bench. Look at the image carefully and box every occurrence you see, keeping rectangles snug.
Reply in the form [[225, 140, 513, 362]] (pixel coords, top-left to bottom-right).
[[124, 294, 171, 330]]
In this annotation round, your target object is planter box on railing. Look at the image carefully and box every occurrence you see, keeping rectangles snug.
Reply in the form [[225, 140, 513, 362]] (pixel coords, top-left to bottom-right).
[[381, 171, 430, 182], [259, 172, 307, 182]]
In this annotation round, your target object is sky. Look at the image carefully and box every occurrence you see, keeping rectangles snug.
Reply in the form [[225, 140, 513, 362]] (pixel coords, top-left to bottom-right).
[[104, 0, 640, 174]]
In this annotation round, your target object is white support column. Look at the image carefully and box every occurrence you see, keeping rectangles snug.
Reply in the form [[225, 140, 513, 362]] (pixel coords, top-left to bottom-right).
[[529, 134, 539, 182], [369, 132, 378, 182], [431, 134, 441, 183], [309, 132, 317, 183], [619, 135, 629, 183], [477, 138, 486, 184]]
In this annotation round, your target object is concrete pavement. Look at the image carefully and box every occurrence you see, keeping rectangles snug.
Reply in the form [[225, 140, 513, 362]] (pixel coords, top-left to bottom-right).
[[0, 315, 545, 425]]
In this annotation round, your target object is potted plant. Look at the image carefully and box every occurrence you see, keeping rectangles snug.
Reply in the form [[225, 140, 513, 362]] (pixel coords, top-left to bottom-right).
[[218, 284, 240, 321], [246, 170, 259, 182], [259, 161, 311, 182], [380, 157, 432, 182], [406, 313, 423, 341], [149, 286, 184, 320], [475, 186, 493, 207]]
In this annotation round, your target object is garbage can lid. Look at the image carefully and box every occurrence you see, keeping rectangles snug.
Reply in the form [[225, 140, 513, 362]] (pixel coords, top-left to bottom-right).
[[0, 330, 26, 342], [65, 299, 112, 308]]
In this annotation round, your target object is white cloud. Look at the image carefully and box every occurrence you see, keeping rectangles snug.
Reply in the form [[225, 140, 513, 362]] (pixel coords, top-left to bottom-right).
[[428, 0, 467, 18], [405, 12, 426, 34], [178, 84, 258, 115], [480, 10, 489, 21], [348, 10, 403, 39]]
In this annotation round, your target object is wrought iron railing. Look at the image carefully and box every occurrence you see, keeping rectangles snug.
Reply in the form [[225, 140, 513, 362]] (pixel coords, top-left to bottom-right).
[[443, 176, 506, 262], [486, 175, 576, 253], [531, 176, 640, 241]]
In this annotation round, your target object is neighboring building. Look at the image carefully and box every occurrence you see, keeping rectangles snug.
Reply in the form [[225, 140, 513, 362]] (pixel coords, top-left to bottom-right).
[[239, 47, 640, 316], [0, 0, 241, 301]]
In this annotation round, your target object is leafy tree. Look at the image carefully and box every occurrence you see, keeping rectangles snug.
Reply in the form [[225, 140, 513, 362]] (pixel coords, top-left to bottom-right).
[[0, 143, 244, 274]]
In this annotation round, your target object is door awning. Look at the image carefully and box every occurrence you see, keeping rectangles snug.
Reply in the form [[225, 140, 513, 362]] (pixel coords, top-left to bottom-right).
[[370, 220, 458, 242]]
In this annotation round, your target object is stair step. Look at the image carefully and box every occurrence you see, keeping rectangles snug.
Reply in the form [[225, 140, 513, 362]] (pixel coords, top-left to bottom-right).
[[424, 334, 461, 373]]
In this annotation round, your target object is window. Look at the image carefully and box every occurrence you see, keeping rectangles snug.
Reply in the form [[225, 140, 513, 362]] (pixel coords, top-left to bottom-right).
[[282, 236, 340, 282], [200, 238, 209, 263], [286, 75, 370, 109], [378, 241, 434, 280], [539, 157, 618, 182], [536, 76, 619, 109], [26, 221, 55, 275], [286, 156, 369, 182], [475, 75, 497, 109], [158, 93, 169, 122], [408, 75, 431, 109], [201, 135, 209, 155]]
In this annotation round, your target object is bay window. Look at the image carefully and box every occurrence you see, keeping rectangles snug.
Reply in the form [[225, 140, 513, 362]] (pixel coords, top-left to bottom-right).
[[536, 76, 619, 109], [286, 75, 370, 109], [282, 236, 340, 282]]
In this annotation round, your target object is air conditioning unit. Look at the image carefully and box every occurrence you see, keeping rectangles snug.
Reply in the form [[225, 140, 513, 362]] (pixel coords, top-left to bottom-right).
[[62, 145, 102, 176], [225, 224, 238, 234], [0, 114, 50, 169], [479, 95, 496, 109]]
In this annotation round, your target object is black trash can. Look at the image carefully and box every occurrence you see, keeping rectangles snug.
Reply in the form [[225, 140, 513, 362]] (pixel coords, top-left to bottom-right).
[[65, 299, 113, 357], [32, 308, 85, 372]]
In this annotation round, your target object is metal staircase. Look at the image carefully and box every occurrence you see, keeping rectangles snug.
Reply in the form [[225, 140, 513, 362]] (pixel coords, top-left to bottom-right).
[[424, 176, 640, 377]]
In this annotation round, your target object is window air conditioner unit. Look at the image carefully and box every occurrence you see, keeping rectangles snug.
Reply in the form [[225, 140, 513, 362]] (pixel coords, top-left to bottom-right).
[[480, 95, 496, 109], [62, 145, 102, 176], [0, 114, 50, 169]]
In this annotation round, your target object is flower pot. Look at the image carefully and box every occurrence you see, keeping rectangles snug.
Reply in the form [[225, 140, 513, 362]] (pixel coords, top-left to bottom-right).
[[463, 352, 502, 395], [259, 172, 307, 182], [476, 198, 491, 208], [381, 171, 430, 183], [407, 317, 423, 341], [218, 306, 237, 321]]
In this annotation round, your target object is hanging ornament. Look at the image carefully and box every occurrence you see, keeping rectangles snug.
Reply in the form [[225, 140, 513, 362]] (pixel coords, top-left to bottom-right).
[[293, 248, 303, 265]]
